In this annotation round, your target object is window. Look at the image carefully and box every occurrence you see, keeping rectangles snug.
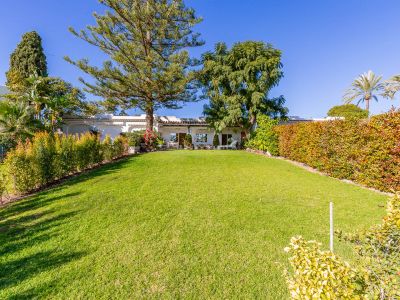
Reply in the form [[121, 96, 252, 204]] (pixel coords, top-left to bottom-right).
[[221, 134, 232, 145], [195, 133, 208, 143], [169, 133, 177, 142]]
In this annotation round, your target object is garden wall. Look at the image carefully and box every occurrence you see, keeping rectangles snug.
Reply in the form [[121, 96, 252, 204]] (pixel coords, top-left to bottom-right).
[[275, 111, 400, 192]]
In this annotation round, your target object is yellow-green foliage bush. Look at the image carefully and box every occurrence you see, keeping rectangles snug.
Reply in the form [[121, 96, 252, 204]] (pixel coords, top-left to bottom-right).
[[4, 141, 37, 193], [54, 134, 77, 178], [338, 195, 400, 298], [285, 195, 400, 299], [276, 110, 400, 192], [246, 115, 279, 155], [112, 135, 128, 158], [31, 132, 57, 185], [284, 236, 365, 299], [3, 132, 128, 194], [102, 135, 113, 161]]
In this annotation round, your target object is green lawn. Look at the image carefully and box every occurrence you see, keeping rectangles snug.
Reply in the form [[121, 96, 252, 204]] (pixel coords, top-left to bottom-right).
[[0, 151, 387, 299]]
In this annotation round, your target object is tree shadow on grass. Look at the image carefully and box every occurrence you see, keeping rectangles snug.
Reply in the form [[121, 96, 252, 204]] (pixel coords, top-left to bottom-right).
[[0, 157, 137, 297], [0, 209, 86, 297]]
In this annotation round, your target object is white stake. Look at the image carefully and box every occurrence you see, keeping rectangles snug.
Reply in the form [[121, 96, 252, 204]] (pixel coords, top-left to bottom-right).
[[330, 202, 334, 252]]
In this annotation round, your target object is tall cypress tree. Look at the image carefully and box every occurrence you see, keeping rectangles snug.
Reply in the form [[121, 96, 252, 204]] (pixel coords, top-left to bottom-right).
[[65, 0, 203, 130], [6, 31, 48, 92]]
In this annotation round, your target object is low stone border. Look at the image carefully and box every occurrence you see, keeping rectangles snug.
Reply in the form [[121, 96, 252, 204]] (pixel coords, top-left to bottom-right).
[[245, 148, 393, 197]]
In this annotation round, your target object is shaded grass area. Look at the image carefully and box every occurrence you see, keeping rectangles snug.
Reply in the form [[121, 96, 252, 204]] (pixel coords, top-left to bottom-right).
[[0, 151, 386, 299]]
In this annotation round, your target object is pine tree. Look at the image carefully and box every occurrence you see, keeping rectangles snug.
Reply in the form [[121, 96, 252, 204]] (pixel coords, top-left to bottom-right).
[[6, 31, 48, 92], [65, 0, 203, 130]]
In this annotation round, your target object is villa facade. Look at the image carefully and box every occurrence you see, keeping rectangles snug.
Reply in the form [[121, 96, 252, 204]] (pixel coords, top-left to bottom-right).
[[62, 114, 244, 148]]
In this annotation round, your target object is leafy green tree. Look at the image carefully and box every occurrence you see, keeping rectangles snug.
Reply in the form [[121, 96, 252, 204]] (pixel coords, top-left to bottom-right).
[[65, 0, 203, 130], [6, 76, 91, 131], [343, 70, 384, 112], [199, 42, 287, 135], [327, 104, 369, 119], [6, 31, 48, 92], [383, 74, 400, 99], [0, 100, 42, 141]]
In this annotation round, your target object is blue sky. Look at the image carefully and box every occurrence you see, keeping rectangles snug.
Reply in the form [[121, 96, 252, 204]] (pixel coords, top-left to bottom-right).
[[1, 0, 400, 118]]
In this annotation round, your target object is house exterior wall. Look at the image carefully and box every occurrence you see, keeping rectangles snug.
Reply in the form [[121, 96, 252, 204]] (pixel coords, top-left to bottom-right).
[[62, 115, 243, 147]]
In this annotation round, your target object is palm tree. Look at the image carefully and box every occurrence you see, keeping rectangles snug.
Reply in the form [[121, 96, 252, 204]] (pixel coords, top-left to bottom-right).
[[0, 100, 41, 141], [383, 74, 400, 99], [343, 70, 384, 112]]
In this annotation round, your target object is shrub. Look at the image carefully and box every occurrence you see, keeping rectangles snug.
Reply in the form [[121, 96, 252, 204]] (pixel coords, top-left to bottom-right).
[[327, 104, 369, 119], [124, 131, 144, 147], [54, 134, 77, 178], [31, 132, 57, 185], [4, 141, 37, 193], [102, 135, 113, 161], [213, 133, 219, 147], [284, 236, 365, 299], [112, 135, 128, 158], [338, 195, 400, 298], [275, 110, 400, 192], [3, 132, 128, 195], [285, 195, 400, 299], [143, 129, 158, 151], [246, 115, 279, 155]]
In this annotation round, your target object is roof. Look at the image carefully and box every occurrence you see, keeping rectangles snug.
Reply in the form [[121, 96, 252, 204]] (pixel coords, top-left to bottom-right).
[[158, 116, 208, 126]]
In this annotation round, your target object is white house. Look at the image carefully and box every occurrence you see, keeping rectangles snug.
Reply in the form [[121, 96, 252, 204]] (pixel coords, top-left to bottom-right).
[[62, 114, 244, 149]]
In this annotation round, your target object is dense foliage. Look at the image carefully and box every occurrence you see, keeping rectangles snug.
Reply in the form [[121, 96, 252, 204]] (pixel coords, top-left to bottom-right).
[[276, 110, 400, 192], [285, 195, 400, 299], [284, 237, 363, 299], [3, 132, 128, 194], [1, 32, 95, 146], [66, 0, 203, 130], [123, 131, 145, 147], [338, 195, 400, 298], [246, 115, 279, 155], [200, 41, 287, 134], [327, 104, 369, 119], [6, 31, 47, 92]]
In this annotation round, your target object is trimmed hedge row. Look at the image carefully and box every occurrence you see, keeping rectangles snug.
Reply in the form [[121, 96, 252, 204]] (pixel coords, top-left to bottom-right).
[[3, 132, 128, 194], [275, 111, 400, 192]]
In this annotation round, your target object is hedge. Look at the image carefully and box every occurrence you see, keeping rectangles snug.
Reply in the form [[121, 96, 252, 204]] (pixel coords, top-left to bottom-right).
[[2, 132, 128, 195], [275, 110, 400, 192]]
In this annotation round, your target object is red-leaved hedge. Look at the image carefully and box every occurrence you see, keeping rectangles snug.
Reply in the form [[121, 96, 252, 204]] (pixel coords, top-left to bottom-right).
[[275, 110, 400, 192]]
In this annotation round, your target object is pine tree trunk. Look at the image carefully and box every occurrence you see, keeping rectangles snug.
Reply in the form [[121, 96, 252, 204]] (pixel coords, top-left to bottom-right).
[[146, 105, 154, 131]]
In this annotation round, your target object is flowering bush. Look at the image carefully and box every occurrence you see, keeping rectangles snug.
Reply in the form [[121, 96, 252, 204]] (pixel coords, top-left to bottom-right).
[[276, 110, 400, 192], [3, 132, 128, 194], [143, 129, 159, 151]]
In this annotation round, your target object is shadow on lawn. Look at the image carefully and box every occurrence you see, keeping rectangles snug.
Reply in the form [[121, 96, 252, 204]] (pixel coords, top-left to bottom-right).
[[0, 157, 135, 297], [0, 209, 86, 294]]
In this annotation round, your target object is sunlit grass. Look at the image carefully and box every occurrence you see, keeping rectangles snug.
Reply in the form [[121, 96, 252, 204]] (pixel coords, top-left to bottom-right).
[[0, 151, 386, 299]]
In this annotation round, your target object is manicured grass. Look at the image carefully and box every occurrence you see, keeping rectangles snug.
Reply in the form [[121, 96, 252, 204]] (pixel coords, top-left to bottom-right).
[[0, 151, 387, 299]]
